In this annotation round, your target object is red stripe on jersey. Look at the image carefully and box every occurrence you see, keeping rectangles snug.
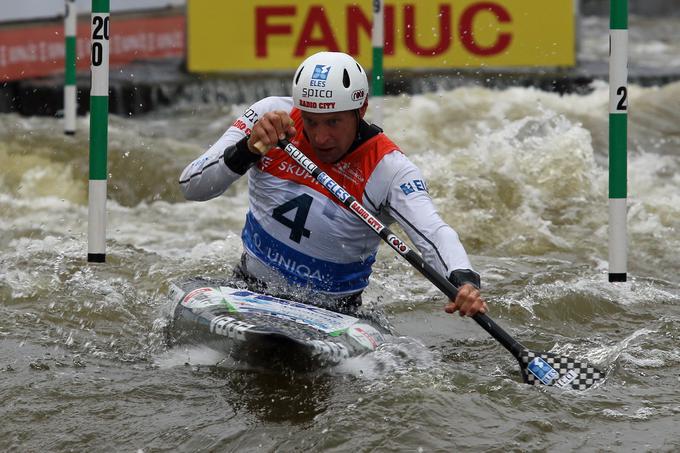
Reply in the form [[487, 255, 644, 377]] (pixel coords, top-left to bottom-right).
[[256, 108, 400, 204]]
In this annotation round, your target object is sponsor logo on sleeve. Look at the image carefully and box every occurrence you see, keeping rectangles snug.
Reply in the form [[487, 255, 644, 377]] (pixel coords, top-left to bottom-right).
[[400, 179, 428, 196], [243, 107, 259, 123], [190, 156, 210, 170], [232, 118, 252, 135]]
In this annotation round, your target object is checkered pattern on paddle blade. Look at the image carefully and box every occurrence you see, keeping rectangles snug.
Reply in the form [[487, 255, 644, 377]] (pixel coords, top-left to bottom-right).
[[519, 350, 603, 390]]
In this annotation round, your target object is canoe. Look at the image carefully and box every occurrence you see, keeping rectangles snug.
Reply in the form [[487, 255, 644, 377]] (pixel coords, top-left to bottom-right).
[[167, 278, 391, 371]]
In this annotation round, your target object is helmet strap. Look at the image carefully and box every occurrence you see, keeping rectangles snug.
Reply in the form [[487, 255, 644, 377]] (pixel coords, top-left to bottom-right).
[[354, 109, 362, 141]]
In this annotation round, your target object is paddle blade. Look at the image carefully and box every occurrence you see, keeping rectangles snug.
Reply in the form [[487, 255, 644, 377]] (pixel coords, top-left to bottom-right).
[[519, 350, 603, 390]]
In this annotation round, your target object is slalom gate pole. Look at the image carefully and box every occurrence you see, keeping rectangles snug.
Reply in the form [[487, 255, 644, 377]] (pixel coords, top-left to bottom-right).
[[608, 0, 628, 282], [87, 0, 110, 263], [64, 0, 77, 135], [371, 0, 385, 127]]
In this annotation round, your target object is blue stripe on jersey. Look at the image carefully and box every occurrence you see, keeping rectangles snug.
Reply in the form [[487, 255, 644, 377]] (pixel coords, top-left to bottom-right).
[[241, 212, 375, 293]]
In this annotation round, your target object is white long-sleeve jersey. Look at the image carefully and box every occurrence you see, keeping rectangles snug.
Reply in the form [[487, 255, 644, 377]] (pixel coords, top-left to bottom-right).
[[179, 96, 477, 297]]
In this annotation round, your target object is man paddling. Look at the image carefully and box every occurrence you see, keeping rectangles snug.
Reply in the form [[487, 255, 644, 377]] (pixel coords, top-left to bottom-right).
[[179, 51, 486, 318]]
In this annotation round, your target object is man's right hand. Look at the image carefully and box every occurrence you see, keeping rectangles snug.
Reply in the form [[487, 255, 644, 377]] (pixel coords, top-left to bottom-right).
[[247, 110, 296, 155]]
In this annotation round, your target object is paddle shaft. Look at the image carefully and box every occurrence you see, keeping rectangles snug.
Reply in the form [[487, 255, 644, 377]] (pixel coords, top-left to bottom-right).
[[275, 138, 526, 359]]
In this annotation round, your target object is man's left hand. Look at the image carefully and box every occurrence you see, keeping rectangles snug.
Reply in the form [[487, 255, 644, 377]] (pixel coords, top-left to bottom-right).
[[444, 283, 487, 317]]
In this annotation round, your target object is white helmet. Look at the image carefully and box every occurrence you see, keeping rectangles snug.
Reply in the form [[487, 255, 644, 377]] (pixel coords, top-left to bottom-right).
[[292, 52, 369, 114]]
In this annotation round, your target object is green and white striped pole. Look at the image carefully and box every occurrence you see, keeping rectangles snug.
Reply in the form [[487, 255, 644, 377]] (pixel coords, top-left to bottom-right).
[[371, 0, 384, 127], [64, 0, 77, 135], [88, 0, 110, 263], [608, 0, 628, 282]]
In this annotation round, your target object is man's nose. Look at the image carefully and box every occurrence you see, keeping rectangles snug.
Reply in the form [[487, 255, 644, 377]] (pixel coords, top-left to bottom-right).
[[312, 126, 330, 145]]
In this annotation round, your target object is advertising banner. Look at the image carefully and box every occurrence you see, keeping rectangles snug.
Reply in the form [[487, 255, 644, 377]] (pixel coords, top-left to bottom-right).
[[0, 0, 186, 24], [188, 0, 575, 73], [0, 15, 184, 81]]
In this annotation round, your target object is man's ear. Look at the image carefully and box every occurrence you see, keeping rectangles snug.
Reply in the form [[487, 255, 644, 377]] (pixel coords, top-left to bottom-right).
[[358, 99, 369, 118]]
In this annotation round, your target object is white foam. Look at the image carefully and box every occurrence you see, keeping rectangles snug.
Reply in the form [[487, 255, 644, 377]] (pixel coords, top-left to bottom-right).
[[154, 345, 228, 369]]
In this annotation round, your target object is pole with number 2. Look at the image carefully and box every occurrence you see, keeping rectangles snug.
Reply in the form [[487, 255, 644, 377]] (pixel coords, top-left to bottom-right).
[[608, 0, 628, 282], [88, 0, 110, 263]]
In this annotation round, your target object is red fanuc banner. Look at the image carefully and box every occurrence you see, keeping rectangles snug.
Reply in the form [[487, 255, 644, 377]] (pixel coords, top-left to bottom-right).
[[0, 15, 185, 81]]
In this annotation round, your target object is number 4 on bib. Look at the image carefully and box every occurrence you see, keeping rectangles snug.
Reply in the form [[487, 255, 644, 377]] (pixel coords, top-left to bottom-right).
[[272, 194, 313, 243]]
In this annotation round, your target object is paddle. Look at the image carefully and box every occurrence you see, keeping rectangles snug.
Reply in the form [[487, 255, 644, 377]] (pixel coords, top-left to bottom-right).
[[254, 137, 604, 390]]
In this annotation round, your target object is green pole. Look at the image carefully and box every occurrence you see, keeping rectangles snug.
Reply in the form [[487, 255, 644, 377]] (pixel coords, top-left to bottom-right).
[[371, 0, 384, 127], [88, 0, 110, 263], [608, 0, 628, 282], [64, 0, 77, 135]]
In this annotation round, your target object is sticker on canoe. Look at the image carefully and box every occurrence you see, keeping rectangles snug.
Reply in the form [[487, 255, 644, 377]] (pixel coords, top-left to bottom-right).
[[346, 324, 385, 351], [182, 286, 362, 334], [180, 287, 217, 309]]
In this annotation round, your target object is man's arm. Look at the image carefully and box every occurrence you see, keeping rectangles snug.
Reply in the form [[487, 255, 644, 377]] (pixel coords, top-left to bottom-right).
[[367, 152, 477, 280], [179, 96, 293, 201], [365, 151, 486, 316]]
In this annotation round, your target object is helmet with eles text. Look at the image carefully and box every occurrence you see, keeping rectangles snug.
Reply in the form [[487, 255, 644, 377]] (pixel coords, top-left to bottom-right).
[[292, 52, 369, 114]]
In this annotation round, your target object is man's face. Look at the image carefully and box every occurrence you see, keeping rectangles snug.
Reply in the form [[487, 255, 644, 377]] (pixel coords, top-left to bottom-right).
[[300, 110, 357, 164]]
